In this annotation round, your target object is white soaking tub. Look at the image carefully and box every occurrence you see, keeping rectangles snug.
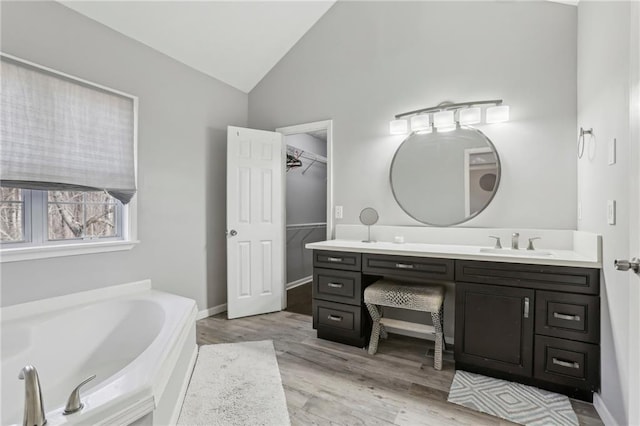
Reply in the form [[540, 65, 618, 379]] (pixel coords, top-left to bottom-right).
[[0, 280, 198, 426]]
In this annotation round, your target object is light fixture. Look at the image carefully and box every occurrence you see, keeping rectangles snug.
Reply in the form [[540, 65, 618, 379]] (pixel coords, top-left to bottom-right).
[[389, 99, 509, 135], [485, 105, 510, 123], [433, 110, 455, 129], [389, 119, 408, 135], [459, 107, 481, 125], [410, 114, 430, 132]]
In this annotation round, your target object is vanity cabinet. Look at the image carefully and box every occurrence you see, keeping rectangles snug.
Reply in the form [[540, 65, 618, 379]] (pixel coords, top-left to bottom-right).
[[454, 260, 600, 400], [454, 283, 534, 377], [310, 249, 601, 401], [311, 250, 378, 346]]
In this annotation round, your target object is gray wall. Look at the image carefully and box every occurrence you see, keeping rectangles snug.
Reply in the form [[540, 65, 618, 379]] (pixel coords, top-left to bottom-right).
[[0, 1, 248, 310], [285, 133, 327, 283], [577, 2, 635, 424], [249, 1, 578, 230]]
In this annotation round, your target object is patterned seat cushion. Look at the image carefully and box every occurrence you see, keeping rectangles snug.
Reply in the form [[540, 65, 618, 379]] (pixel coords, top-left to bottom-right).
[[364, 280, 444, 312]]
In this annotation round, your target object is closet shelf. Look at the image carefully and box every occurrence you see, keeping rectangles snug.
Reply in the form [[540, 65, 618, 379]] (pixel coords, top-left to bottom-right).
[[286, 144, 327, 164], [286, 222, 327, 230]]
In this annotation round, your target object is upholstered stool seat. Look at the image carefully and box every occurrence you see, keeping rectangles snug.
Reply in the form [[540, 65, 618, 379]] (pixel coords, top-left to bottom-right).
[[364, 280, 446, 370]]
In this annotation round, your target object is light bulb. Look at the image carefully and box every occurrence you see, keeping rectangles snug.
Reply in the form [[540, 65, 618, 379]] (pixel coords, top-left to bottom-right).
[[389, 119, 408, 135], [459, 107, 481, 125], [486, 105, 510, 123], [433, 110, 454, 128], [410, 114, 430, 132]]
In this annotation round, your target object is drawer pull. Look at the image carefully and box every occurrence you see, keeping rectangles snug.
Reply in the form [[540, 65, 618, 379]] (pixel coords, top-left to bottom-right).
[[553, 312, 581, 321], [327, 314, 343, 322], [552, 358, 580, 369], [395, 263, 414, 269], [327, 257, 343, 262], [524, 297, 530, 319], [327, 282, 343, 288]]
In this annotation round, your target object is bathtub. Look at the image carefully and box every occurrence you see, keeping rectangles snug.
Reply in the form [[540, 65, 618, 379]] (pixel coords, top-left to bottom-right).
[[1, 280, 198, 426]]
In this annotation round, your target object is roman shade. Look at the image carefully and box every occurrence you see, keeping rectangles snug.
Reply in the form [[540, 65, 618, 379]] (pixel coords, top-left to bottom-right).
[[0, 56, 136, 204]]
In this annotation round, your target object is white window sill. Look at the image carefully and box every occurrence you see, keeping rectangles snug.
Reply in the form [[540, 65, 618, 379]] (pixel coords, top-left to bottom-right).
[[0, 240, 140, 263]]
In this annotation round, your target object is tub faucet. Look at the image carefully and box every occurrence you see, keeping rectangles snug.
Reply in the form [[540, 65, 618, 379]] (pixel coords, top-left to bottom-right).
[[512, 232, 520, 250], [18, 365, 46, 426]]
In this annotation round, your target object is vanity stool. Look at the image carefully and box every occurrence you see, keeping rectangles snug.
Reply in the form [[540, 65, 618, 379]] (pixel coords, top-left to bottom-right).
[[364, 280, 446, 370]]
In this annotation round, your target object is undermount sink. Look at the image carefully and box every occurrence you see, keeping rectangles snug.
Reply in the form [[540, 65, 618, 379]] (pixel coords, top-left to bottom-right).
[[479, 247, 553, 257]]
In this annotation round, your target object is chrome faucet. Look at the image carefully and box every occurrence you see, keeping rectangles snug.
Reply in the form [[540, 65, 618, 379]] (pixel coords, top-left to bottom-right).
[[18, 365, 46, 426], [512, 232, 520, 250]]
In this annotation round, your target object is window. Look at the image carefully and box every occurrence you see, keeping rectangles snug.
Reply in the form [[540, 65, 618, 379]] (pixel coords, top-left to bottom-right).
[[0, 187, 25, 243], [1, 188, 123, 246], [0, 54, 138, 261]]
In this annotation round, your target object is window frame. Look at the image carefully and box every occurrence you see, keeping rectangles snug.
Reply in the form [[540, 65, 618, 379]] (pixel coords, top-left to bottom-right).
[[0, 53, 139, 263]]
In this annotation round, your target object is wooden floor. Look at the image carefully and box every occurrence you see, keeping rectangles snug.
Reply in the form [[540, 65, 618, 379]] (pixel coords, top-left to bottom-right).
[[197, 311, 603, 426]]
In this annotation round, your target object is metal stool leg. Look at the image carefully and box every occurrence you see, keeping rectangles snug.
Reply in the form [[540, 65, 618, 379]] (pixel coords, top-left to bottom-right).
[[366, 303, 382, 355]]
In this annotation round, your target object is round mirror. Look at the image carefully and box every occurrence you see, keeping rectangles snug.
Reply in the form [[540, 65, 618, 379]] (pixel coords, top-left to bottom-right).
[[359, 207, 379, 226], [390, 126, 500, 226], [359, 207, 379, 243]]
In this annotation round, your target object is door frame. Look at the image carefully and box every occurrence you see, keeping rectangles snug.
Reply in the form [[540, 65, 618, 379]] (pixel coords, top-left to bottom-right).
[[628, 2, 640, 423], [276, 120, 333, 307]]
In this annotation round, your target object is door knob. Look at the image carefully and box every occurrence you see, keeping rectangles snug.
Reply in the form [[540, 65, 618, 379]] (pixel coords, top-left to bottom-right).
[[228, 229, 238, 237], [614, 258, 639, 273]]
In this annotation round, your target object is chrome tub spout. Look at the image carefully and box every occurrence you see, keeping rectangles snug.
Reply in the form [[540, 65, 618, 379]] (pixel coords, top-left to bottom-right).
[[18, 365, 46, 426]]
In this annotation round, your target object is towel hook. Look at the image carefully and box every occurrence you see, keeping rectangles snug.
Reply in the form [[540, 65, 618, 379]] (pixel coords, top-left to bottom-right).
[[578, 127, 593, 159]]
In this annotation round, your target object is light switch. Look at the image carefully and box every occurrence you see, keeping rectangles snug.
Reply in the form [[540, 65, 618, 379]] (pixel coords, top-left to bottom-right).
[[578, 202, 582, 221], [335, 205, 343, 219], [608, 138, 616, 165], [607, 200, 616, 225]]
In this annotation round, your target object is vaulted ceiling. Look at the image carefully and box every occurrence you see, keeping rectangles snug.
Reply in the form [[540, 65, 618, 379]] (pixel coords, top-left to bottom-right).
[[59, 1, 336, 93]]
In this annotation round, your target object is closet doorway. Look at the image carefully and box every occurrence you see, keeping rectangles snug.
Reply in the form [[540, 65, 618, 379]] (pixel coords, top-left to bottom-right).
[[276, 120, 333, 316]]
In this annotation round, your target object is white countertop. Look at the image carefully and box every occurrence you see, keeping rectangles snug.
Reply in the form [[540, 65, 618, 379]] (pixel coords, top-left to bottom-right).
[[305, 239, 602, 268]]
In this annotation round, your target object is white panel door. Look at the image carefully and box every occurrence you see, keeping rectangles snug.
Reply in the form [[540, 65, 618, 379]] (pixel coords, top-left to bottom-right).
[[227, 126, 284, 319]]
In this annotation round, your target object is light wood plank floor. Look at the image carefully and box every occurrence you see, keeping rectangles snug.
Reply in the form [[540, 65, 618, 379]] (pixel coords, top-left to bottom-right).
[[197, 311, 603, 426]]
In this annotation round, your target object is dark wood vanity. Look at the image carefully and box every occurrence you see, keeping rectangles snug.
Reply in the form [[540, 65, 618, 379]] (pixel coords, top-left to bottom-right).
[[311, 249, 600, 401]]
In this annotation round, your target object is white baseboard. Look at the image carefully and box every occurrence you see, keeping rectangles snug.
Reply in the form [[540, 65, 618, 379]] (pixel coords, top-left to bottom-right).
[[286, 275, 312, 290], [197, 303, 227, 320], [593, 392, 619, 426]]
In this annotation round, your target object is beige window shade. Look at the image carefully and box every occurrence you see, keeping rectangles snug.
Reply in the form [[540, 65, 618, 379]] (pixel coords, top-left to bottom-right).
[[0, 56, 136, 204]]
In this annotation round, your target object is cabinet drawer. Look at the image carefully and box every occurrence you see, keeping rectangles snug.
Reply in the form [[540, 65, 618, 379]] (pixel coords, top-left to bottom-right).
[[534, 336, 599, 390], [363, 254, 454, 280], [456, 261, 599, 295], [536, 291, 599, 343], [313, 268, 362, 305], [313, 300, 363, 333], [313, 250, 362, 271]]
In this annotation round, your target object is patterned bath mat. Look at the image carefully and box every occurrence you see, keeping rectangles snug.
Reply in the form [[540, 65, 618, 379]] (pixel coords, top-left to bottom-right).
[[178, 340, 291, 426], [447, 370, 578, 426]]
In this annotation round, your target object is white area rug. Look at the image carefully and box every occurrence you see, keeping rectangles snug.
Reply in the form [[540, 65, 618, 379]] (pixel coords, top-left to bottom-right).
[[178, 340, 291, 426], [448, 370, 579, 426]]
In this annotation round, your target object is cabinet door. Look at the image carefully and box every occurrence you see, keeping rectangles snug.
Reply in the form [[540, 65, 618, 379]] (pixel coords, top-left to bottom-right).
[[455, 282, 534, 378]]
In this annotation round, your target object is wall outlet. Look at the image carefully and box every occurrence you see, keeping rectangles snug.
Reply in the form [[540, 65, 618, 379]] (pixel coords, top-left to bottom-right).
[[335, 205, 343, 219], [607, 200, 616, 225], [608, 138, 616, 165]]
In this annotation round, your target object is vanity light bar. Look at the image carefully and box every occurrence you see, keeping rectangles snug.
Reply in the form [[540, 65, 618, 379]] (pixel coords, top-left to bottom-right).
[[389, 99, 509, 135]]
